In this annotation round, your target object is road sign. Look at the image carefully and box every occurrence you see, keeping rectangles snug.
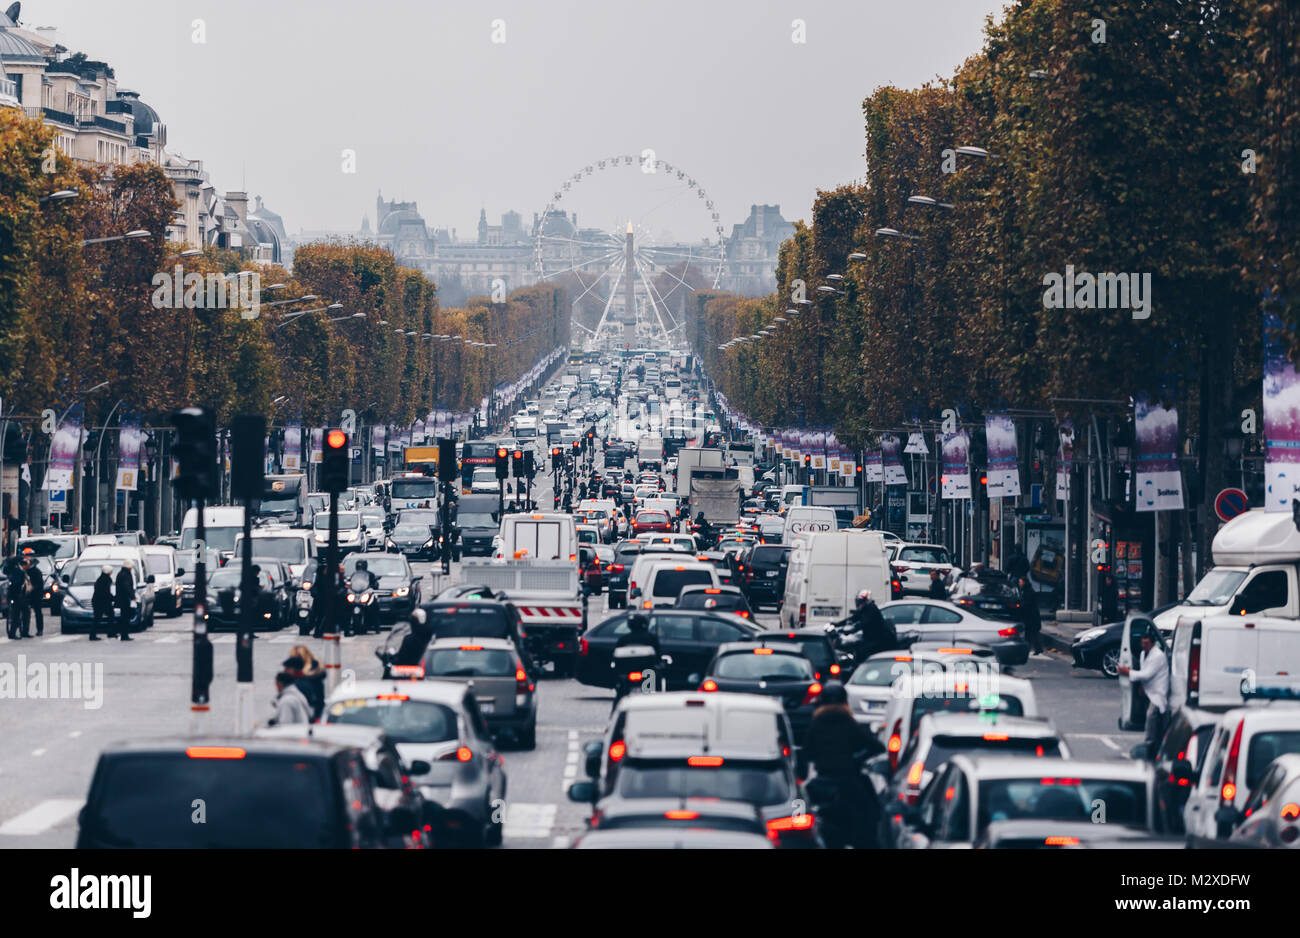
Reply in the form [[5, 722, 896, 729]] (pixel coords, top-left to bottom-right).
[[1215, 487, 1249, 522]]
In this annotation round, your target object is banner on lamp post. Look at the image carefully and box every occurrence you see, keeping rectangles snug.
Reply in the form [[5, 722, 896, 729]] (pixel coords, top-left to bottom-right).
[[115, 415, 142, 491]]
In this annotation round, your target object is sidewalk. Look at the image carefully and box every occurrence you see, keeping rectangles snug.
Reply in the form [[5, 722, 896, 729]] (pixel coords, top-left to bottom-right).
[[1041, 609, 1093, 654]]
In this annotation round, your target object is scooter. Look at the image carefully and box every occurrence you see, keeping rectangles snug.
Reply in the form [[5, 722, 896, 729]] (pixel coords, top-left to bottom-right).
[[610, 644, 673, 705], [344, 571, 377, 636]]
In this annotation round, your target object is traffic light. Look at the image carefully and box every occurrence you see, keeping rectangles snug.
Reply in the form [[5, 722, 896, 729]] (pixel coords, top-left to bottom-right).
[[551, 446, 562, 471], [496, 446, 510, 480], [803, 455, 811, 468], [523, 450, 535, 477], [512, 448, 525, 477], [322, 428, 350, 493], [230, 414, 266, 502], [438, 437, 458, 483], [172, 407, 217, 502], [572, 440, 581, 454]]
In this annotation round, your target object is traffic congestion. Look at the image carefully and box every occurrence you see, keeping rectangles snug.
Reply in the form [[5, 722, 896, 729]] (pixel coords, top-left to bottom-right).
[[6, 344, 1299, 856]]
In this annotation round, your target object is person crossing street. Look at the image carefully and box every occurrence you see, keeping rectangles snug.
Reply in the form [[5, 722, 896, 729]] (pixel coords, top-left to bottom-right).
[[114, 559, 136, 641]]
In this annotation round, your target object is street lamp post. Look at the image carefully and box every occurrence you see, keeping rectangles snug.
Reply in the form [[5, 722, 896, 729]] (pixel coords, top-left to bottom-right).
[[92, 398, 125, 534]]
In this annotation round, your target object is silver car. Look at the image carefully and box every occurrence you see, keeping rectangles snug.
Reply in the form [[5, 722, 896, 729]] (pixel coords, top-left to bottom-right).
[[1227, 753, 1300, 848], [879, 598, 1029, 666], [846, 648, 1000, 730]]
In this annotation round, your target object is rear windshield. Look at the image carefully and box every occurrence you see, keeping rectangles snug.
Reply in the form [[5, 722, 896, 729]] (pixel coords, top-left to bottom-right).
[[617, 761, 790, 806], [425, 648, 516, 677], [714, 652, 812, 680], [87, 754, 338, 848], [977, 778, 1147, 828], [677, 592, 745, 612], [145, 554, 172, 574], [426, 606, 512, 638], [244, 538, 307, 562], [751, 547, 788, 565], [924, 735, 1062, 772], [899, 547, 950, 565], [1247, 732, 1300, 789], [638, 513, 669, 524], [324, 698, 459, 743], [652, 569, 714, 598], [850, 658, 914, 686], [912, 694, 1024, 722]]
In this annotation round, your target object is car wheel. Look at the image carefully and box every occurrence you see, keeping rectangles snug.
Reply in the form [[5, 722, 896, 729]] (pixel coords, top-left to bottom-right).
[[1101, 646, 1121, 678]]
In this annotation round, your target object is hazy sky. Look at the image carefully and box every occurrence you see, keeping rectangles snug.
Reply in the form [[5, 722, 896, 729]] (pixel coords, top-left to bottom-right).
[[29, 0, 1006, 240]]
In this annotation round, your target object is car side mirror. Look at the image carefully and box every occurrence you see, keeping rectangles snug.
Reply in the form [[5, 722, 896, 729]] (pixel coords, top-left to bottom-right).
[[408, 760, 432, 776], [687, 672, 702, 686], [567, 780, 597, 804], [62, 574, 71, 583], [175, 567, 185, 576], [1228, 596, 1249, 616]]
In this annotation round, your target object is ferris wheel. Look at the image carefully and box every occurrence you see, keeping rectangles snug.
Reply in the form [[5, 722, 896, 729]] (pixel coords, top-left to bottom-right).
[[533, 154, 729, 343]]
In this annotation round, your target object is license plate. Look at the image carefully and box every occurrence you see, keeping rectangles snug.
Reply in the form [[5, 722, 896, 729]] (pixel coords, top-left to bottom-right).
[[979, 602, 997, 609], [478, 700, 495, 714], [813, 606, 839, 617], [766, 570, 778, 577]]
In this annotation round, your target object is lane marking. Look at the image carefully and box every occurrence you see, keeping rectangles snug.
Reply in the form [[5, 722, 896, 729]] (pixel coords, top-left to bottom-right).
[[68, 731, 81, 739], [1069, 732, 1126, 752], [502, 802, 557, 839], [31, 748, 46, 757], [0, 799, 84, 836], [154, 634, 182, 643]]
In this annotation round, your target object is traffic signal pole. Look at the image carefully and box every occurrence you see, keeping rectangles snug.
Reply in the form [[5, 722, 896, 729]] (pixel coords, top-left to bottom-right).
[[190, 498, 212, 735], [234, 495, 255, 733], [175, 406, 216, 735], [323, 489, 341, 693]]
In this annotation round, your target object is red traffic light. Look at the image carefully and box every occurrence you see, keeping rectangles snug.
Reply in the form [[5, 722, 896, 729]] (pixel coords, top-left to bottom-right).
[[551, 447, 561, 456], [513, 450, 523, 460], [572, 441, 581, 449], [326, 429, 347, 450], [980, 476, 989, 485], [497, 447, 508, 459]]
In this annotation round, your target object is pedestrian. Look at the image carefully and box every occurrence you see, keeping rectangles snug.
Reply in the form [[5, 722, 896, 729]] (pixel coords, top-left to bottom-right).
[[114, 559, 136, 641], [1017, 575, 1043, 654], [284, 648, 326, 721], [1005, 540, 1029, 580], [5, 558, 30, 639], [1118, 629, 1170, 759], [1098, 571, 1121, 623], [269, 670, 313, 726], [927, 568, 947, 600], [90, 564, 115, 641], [23, 557, 45, 637]]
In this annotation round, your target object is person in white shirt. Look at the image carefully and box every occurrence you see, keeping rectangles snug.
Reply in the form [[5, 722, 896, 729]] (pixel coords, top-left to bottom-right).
[[1119, 631, 1170, 756]]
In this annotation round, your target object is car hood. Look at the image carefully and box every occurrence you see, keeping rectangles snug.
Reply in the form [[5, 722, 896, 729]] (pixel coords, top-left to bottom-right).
[[378, 576, 410, 589]]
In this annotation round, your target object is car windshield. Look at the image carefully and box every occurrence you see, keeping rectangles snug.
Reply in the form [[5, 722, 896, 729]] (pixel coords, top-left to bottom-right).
[[618, 761, 790, 806], [913, 693, 1025, 720], [242, 538, 306, 562], [677, 591, 744, 612], [345, 556, 407, 577], [325, 698, 459, 744], [209, 569, 243, 589], [72, 563, 123, 586], [393, 525, 431, 538], [473, 469, 496, 483], [86, 754, 338, 848], [181, 525, 240, 553], [424, 648, 516, 677], [390, 479, 438, 500], [714, 652, 812, 680], [315, 513, 358, 529], [652, 569, 714, 597], [1184, 569, 1248, 606], [258, 494, 299, 513], [924, 735, 1062, 772], [977, 778, 1147, 828], [900, 547, 949, 565]]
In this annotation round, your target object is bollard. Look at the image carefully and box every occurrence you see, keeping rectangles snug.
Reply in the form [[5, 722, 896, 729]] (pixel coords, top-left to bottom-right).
[[323, 628, 342, 694]]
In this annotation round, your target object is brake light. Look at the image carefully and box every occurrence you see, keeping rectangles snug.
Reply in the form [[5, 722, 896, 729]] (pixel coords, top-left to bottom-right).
[[829, 663, 840, 675], [456, 747, 472, 761], [752, 648, 774, 655], [1039, 778, 1081, 786], [766, 814, 815, 838], [460, 645, 484, 651], [580, 637, 589, 657], [643, 600, 652, 609], [609, 741, 626, 762], [1188, 635, 1201, 703], [1282, 803, 1300, 821], [888, 719, 903, 770], [688, 756, 724, 767], [997, 625, 1020, 637], [738, 611, 749, 618], [628, 671, 643, 682], [612, 564, 624, 572], [982, 733, 1009, 741], [516, 668, 528, 682], [705, 588, 721, 594], [186, 746, 246, 759], [1221, 719, 1245, 805], [802, 682, 823, 706], [1045, 836, 1080, 846], [377, 694, 409, 701], [938, 648, 973, 655], [700, 679, 718, 692], [391, 665, 424, 679], [906, 761, 924, 786], [665, 810, 699, 820], [799, 603, 806, 627]]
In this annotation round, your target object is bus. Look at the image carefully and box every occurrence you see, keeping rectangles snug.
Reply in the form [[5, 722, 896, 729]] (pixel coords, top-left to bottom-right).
[[459, 440, 499, 494]]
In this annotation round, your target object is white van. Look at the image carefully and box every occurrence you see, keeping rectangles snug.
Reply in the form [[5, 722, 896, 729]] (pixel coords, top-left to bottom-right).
[[1169, 614, 1300, 712], [495, 512, 577, 562], [780, 531, 892, 631], [631, 560, 719, 610], [782, 506, 838, 545]]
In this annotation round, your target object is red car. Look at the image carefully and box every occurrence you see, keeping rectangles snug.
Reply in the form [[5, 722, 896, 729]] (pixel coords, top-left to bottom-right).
[[631, 510, 672, 535]]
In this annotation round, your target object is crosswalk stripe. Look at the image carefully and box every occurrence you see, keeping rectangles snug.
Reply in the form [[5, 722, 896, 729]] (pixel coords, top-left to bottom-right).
[[43, 635, 79, 644], [269, 635, 298, 644], [0, 799, 84, 836], [154, 634, 182, 643], [212, 635, 235, 644], [503, 802, 557, 839]]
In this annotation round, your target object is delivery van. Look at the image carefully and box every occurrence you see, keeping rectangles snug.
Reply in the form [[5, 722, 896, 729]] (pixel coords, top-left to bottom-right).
[[1168, 614, 1300, 712], [782, 506, 837, 545], [780, 530, 891, 631]]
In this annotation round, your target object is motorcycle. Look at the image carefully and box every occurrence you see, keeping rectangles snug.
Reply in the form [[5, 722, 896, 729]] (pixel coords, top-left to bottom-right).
[[344, 571, 377, 635], [803, 747, 884, 849], [610, 644, 672, 705]]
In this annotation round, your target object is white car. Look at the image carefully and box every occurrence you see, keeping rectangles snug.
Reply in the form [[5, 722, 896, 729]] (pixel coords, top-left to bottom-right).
[[313, 510, 364, 554], [890, 543, 958, 595], [471, 467, 499, 494]]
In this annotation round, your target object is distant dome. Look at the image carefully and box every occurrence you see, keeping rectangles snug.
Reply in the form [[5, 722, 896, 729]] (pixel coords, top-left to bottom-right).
[[539, 210, 575, 239], [115, 90, 161, 136], [0, 26, 43, 62]]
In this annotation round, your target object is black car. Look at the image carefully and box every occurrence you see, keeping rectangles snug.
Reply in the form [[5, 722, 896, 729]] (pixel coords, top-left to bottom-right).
[[739, 544, 791, 608], [77, 737, 397, 848], [757, 627, 844, 683], [377, 600, 526, 676], [386, 521, 439, 560], [700, 640, 824, 741], [204, 567, 283, 631], [607, 540, 645, 609], [577, 609, 764, 690], [948, 572, 1023, 621], [345, 553, 422, 623], [1150, 706, 1219, 834], [696, 550, 739, 587], [1070, 619, 1125, 677]]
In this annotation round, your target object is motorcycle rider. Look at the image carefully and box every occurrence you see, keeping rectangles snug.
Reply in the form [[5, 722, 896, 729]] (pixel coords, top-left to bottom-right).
[[694, 511, 714, 550], [351, 558, 381, 634], [612, 613, 661, 704], [804, 680, 884, 848], [840, 590, 898, 660]]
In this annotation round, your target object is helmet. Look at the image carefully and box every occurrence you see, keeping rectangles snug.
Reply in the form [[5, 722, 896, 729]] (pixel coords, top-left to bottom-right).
[[855, 589, 874, 611], [628, 613, 650, 632], [356, 559, 368, 570], [817, 680, 847, 706]]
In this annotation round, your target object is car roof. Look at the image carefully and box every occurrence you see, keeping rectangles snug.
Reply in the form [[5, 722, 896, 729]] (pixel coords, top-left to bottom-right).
[[97, 736, 351, 759], [592, 796, 764, 821], [326, 680, 469, 706], [1217, 704, 1300, 728], [573, 828, 772, 849], [953, 754, 1153, 781], [917, 713, 1060, 738], [254, 724, 388, 752]]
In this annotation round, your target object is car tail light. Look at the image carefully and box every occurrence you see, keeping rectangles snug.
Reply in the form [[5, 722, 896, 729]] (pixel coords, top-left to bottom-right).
[[1220, 719, 1245, 805], [642, 600, 652, 609], [391, 665, 424, 679], [687, 756, 724, 767], [580, 637, 589, 657], [801, 682, 823, 706], [699, 679, 719, 692], [377, 694, 409, 701], [665, 810, 699, 820], [753, 648, 774, 655], [628, 671, 643, 682], [1281, 803, 1300, 821], [609, 740, 626, 762], [887, 719, 903, 770], [983, 733, 1009, 741], [1188, 635, 1201, 704], [1045, 836, 1080, 846], [186, 746, 246, 759], [612, 564, 624, 572], [906, 761, 924, 786], [997, 625, 1020, 637], [798, 603, 806, 627], [829, 664, 840, 675], [766, 814, 815, 839], [439, 747, 473, 762], [894, 564, 910, 573]]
